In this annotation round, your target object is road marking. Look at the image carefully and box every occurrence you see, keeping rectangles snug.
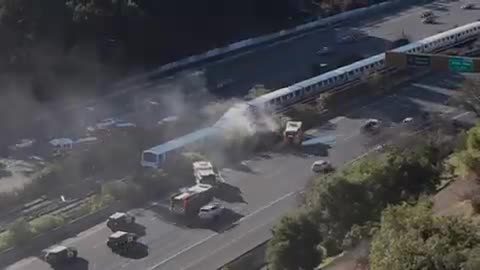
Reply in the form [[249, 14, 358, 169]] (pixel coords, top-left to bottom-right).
[[147, 191, 295, 270], [179, 214, 278, 270], [452, 111, 472, 120], [238, 191, 295, 223]]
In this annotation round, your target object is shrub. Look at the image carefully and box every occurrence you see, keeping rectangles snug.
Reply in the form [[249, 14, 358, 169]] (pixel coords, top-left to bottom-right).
[[30, 214, 65, 234], [7, 218, 34, 246]]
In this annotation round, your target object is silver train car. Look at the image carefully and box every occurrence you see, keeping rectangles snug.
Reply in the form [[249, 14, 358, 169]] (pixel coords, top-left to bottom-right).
[[247, 22, 480, 113]]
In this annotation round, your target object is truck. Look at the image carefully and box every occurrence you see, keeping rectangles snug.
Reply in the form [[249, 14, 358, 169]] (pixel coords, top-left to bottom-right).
[[169, 184, 214, 217], [284, 121, 304, 145], [193, 161, 220, 186]]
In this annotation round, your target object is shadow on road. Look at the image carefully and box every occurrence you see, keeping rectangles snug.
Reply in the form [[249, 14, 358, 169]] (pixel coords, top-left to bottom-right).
[[215, 182, 246, 204], [117, 242, 149, 259], [119, 223, 147, 238], [50, 257, 89, 270]]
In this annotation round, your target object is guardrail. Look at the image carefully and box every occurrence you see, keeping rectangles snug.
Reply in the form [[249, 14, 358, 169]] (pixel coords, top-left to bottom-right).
[[0, 202, 123, 268], [54, 0, 417, 116]]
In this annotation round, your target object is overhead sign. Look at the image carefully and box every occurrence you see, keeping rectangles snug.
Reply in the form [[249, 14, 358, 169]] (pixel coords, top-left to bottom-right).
[[406, 54, 431, 67], [449, 57, 474, 72], [386, 51, 480, 72]]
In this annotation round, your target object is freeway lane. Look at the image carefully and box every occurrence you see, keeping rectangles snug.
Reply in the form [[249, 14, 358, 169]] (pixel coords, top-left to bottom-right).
[[42, 0, 480, 137], [7, 70, 476, 270]]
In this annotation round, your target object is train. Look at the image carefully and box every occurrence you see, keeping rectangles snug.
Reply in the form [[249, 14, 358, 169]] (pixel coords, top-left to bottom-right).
[[246, 21, 480, 114]]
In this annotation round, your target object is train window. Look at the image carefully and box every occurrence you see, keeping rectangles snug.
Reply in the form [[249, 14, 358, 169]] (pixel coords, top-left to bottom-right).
[[349, 71, 354, 76]]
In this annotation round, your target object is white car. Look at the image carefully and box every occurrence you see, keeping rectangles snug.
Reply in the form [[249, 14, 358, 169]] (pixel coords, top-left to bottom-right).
[[461, 3, 474, 10], [362, 119, 381, 131], [198, 203, 224, 220], [316, 47, 332, 55], [402, 117, 414, 124], [311, 160, 333, 173]]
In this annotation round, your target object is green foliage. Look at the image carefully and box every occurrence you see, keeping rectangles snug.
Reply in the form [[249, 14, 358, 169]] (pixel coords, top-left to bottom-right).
[[245, 84, 270, 100], [302, 143, 442, 255], [370, 201, 480, 270], [66, 0, 142, 23], [7, 218, 34, 246], [30, 214, 65, 234], [267, 210, 324, 270], [454, 124, 480, 173]]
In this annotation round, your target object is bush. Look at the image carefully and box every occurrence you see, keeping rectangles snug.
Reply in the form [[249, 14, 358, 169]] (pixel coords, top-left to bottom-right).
[[30, 214, 65, 234], [267, 210, 324, 270], [7, 218, 34, 246], [370, 201, 480, 270]]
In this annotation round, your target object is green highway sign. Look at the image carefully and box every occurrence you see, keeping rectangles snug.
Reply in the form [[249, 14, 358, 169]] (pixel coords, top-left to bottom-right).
[[406, 54, 430, 67], [449, 57, 474, 72]]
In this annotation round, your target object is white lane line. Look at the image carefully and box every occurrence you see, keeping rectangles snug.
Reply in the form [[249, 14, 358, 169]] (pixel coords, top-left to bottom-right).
[[179, 214, 278, 270], [147, 191, 295, 270], [237, 191, 295, 223], [147, 232, 218, 270], [452, 111, 472, 120]]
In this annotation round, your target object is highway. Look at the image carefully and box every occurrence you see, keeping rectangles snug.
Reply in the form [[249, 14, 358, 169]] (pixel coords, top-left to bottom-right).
[[44, 0, 480, 135], [7, 70, 478, 270], [6, 1, 480, 270]]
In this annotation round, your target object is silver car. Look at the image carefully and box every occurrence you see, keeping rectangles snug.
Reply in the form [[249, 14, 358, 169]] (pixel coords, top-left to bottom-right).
[[198, 203, 224, 220]]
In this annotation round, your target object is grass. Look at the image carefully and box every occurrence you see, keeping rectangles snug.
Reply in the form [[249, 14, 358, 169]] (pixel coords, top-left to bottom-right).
[[448, 153, 470, 179], [0, 231, 11, 252], [30, 214, 65, 234]]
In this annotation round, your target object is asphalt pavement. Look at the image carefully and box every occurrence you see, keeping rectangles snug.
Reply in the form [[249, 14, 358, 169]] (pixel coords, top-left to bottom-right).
[[44, 0, 480, 137], [7, 69, 479, 270], [6, 1, 480, 269]]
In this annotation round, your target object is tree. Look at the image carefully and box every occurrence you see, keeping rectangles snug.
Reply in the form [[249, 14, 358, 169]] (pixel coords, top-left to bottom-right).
[[66, 0, 142, 23], [370, 201, 480, 270], [245, 84, 270, 100], [450, 78, 480, 116], [267, 210, 324, 270]]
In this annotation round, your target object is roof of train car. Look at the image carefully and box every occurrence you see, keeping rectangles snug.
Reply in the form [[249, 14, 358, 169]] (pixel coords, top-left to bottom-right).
[[143, 127, 219, 155], [249, 22, 480, 106]]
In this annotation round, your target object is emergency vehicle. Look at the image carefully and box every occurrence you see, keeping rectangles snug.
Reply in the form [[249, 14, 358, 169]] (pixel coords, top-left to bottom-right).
[[193, 161, 218, 185], [283, 121, 304, 145], [169, 184, 214, 217]]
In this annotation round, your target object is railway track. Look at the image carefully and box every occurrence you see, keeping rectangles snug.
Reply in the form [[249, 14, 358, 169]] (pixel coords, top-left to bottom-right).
[[277, 37, 480, 114]]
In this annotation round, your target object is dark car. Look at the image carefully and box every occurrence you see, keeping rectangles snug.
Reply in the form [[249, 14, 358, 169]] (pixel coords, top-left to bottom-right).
[[44, 246, 78, 266], [107, 212, 136, 231], [106, 231, 138, 253]]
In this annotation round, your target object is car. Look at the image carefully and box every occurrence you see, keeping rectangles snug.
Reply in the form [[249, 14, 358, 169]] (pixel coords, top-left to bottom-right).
[[316, 46, 332, 55], [402, 117, 414, 124], [421, 11, 433, 18], [461, 3, 474, 10], [311, 160, 333, 173], [106, 231, 138, 252], [362, 119, 381, 132], [422, 17, 434, 24], [107, 212, 136, 231], [44, 246, 78, 265], [198, 203, 224, 220]]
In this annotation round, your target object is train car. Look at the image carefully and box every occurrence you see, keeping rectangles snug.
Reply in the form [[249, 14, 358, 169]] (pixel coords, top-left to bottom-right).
[[247, 22, 480, 114]]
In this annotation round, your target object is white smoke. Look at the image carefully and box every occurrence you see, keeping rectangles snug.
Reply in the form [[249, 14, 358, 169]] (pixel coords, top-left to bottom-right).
[[214, 101, 280, 138]]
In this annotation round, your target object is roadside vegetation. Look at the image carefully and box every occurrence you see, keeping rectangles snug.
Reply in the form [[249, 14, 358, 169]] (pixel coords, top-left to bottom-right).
[[267, 79, 480, 270]]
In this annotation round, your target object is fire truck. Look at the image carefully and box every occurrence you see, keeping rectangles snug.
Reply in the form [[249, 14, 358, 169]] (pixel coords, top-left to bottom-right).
[[193, 161, 219, 186], [283, 121, 304, 145], [169, 184, 214, 217]]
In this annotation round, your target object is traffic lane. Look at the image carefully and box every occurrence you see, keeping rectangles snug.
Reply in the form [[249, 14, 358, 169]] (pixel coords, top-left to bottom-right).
[[204, 0, 468, 90], [364, 0, 480, 41], [7, 74, 470, 270], [153, 187, 297, 270], [51, 1, 426, 123], [6, 210, 215, 270]]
